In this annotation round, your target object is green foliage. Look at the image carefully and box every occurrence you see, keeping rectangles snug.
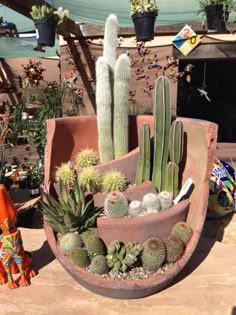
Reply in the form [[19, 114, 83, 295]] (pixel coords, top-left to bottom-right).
[[163, 234, 185, 263], [59, 232, 83, 255], [80, 228, 99, 244], [78, 167, 102, 192], [106, 240, 143, 272], [41, 163, 103, 235], [141, 237, 166, 271], [129, 0, 159, 16], [30, 5, 69, 27], [68, 247, 90, 268], [198, 0, 235, 11], [89, 255, 110, 275], [104, 191, 129, 218], [27, 159, 44, 189], [171, 222, 193, 246], [75, 148, 99, 168], [102, 170, 127, 193]]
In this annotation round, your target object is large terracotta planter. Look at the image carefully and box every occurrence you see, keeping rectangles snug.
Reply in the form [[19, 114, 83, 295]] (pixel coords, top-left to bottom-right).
[[43, 115, 218, 299]]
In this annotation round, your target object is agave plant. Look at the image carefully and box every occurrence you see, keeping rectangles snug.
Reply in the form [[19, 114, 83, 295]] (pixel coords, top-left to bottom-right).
[[41, 163, 102, 235]]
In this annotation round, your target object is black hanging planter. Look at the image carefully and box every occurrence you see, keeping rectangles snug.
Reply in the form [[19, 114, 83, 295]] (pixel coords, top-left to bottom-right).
[[132, 11, 157, 42], [34, 18, 56, 47], [205, 4, 228, 32]]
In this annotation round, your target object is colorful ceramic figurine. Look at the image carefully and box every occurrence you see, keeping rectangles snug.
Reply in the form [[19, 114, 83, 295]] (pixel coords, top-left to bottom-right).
[[0, 184, 37, 288]]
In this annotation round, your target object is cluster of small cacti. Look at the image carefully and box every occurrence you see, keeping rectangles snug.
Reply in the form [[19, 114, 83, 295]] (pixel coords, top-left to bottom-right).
[[103, 191, 173, 218], [58, 229, 109, 275], [75, 148, 100, 168], [106, 240, 143, 272], [58, 221, 193, 275]]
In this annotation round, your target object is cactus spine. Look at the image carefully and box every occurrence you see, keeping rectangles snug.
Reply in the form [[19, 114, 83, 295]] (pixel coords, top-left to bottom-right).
[[85, 235, 106, 257], [128, 200, 143, 217], [96, 56, 114, 163], [103, 14, 118, 70], [152, 76, 171, 192], [68, 247, 90, 268], [113, 54, 130, 158], [166, 120, 184, 197], [142, 193, 160, 213], [158, 191, 173, 210], [104, 191, 128, 218], [135, 123, 151, 185]]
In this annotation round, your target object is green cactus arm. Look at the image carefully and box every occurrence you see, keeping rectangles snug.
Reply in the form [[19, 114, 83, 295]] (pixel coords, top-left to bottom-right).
[[96, 56, 114, 163], [165, 161, 179, 197], [152, 76, 171, 192], [135, 123, 151, 185], [169, 120, 184, 165], [113, 53, 130, 158]]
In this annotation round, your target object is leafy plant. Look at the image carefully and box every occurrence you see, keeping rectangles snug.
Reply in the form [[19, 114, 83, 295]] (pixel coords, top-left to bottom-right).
[[198, 0, 235, 10], [41, 163, 103, 235], [129, 0, 159, 16], [27, 159, 44, 189], [30, 5, 69, 27]]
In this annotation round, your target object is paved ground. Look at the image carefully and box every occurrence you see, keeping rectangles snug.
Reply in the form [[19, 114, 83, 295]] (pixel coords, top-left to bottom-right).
[[0, 210, 235, 315]]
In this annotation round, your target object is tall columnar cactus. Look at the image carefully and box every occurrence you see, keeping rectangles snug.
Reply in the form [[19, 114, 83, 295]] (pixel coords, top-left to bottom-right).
[[135, 123, 151, 185], [103, 14, 118, 70], [152, 76, 171, 192], [113, 53, 130, 158], [165, 120, 184, 197], [96, 14, 131, 163], [95, 56, 114, 163]]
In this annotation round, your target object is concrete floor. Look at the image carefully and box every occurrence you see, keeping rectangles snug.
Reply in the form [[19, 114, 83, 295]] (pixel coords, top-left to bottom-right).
[[0, 210, 235, 315]]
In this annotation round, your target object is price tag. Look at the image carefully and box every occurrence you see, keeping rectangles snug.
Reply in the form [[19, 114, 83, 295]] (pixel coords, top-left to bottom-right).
[[172, 24, 201, 56]]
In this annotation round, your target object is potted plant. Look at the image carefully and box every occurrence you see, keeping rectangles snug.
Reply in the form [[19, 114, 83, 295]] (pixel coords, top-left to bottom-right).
[[129, 0, 159, 41], [199, 0, 235, 32], [30, 5, 69, 47], [27, 160, 44, 197]]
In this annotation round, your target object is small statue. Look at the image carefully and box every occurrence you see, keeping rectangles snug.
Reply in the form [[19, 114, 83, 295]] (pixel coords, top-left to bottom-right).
[[0, 184, 37, 288]]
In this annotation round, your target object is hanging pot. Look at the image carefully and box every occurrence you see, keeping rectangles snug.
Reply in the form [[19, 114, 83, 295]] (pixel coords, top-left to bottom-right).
[[132, 11, 157, 42], [34, 18, 56, 47], [205, 5, 228, 32]]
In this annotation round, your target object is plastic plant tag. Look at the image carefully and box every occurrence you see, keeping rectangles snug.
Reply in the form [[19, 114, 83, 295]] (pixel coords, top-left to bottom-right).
[[173, 177, 193, 205]]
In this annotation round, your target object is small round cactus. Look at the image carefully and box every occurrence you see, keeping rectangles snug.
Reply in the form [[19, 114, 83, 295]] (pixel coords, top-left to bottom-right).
[[158, 191, 173, 210], [104, 191, 128, 218], [59, 232, 82, 256], [141, 237, 166, 271], [85, 235, 106, 257], [102, 170, 127, 192], [78, 167, 102, 192], [142, 193, 160, 213], [89, 255, 110, 275], [164, 234, 185, 263], [128, 200, 143, 217], [171, 222, 193, 246], [80, 228, 99, 245], [68, 247, 90, 268], [55, 162, 74, 186], [75, 148, 99, 168]]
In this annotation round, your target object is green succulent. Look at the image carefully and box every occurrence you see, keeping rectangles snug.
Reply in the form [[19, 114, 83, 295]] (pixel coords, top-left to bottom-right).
[[102, 170, 127, 193], [85, 235, 106, 258], [89, 255, 110, 275], [78, 167, 102, 192], [41, 163, 103, 235], [59, 232, 82, 255], [30, 5, 69, 26], [55, 162, 74, 186], [68, 247, 90, 268], [141, 237, 166, 271], [129, 0, 159, 16], [198, 0, 235, 11], [75, 148, 100, 168], [171, 222, 193, 246], [163, 234, 185, 263]]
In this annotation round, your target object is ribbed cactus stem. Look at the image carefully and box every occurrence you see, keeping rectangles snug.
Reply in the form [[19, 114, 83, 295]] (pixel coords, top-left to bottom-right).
[[165, 161, 179, 197], [113, 53, 130, 158], [169, 120, 184, 165], [152, 76, 171, 192], [95, 56, 114, 163], [103, 14, 118, 70], [135, 123, 151, 185]]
